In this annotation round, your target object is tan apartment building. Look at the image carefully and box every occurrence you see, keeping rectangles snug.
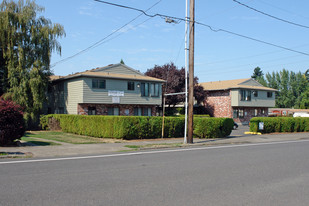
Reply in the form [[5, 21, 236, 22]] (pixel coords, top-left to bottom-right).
[[200, 78, 277, 124]]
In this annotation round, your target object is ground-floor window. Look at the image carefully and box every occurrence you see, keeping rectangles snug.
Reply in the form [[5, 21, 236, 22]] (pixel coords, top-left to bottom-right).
[[233, 108, 244, 118], [134, 107, 152, 116], [108, 107, 119, 116], [88, 106, 96, 115]]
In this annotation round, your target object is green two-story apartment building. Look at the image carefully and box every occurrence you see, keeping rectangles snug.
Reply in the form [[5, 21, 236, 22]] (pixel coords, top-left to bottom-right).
[[48, 64, 165, 116]]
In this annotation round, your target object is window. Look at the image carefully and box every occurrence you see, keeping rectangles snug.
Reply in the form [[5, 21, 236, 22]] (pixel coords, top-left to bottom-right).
[[92, 79, 106, 89], [233, 108, 244, 118], [254, 109, 258, 117], [141, 83, 149, 96], [239, 109, 244, 118], [128, 82, 135, 90], [108, 107, 119, 116], [124, 109, 130, 116], [134, 107, 151, 116], [88, 107, 96, 115], [267, 92, 273, 98], [150, 83, 159, 97], [134, 108, 141, 116], [143, 108, 152, 116], [240, 90, 251, 101], [253, 91, 258, 97]]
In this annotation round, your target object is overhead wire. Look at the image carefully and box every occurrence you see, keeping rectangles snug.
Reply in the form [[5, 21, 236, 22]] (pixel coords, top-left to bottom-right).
[[94, 0, 309, 57], [232, 0, 309, 29], [256, 0, 309, 20], [50, 0, 162, 68]]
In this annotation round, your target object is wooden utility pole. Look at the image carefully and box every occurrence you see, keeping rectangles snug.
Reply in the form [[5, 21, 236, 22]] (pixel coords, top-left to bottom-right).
[[187, 0, 195, 144]]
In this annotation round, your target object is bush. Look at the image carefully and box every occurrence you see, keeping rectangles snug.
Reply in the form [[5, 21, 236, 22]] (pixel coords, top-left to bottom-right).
[[40, 115, 233, 139], [0, 99, 25, 146], [194, 117, 234, 138], [250, 117, 309, 133]]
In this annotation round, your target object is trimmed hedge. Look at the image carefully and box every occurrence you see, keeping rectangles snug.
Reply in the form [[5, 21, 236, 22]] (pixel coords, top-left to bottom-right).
[[250, 117, 309, 133], [40, 114, 233, 139], [194, 117, 234, 138]]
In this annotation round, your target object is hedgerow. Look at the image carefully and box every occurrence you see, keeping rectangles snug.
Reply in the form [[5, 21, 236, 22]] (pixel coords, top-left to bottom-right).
[[250, 117, 309, 133], [40, 114, 233, 139]]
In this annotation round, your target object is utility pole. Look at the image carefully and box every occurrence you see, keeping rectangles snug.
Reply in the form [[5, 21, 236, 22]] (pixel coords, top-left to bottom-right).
[[187, 0, 194, 144], [184, 0, 189, 144]]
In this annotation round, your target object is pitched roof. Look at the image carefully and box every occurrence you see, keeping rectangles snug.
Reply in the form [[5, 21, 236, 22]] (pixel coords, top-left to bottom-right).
[[49, 64, 165, 83], [200, 78, 277, 91]]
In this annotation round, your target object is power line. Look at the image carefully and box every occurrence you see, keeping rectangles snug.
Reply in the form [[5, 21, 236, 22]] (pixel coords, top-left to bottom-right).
[[50, 0, 162, 68], [257, 0, 309, 20], [232, 0, 309, 29], [94, 0, 309, 57]]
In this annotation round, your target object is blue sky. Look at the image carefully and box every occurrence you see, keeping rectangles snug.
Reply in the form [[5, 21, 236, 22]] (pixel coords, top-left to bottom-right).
[[36, 0, 309, 83]]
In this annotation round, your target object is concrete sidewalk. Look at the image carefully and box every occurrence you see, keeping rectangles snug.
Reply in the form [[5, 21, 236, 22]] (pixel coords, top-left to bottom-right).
[[1, 126, 308, 158]]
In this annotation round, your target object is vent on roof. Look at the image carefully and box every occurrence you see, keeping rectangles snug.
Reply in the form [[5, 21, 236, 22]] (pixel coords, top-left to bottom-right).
[[108, 64, 113, 66]]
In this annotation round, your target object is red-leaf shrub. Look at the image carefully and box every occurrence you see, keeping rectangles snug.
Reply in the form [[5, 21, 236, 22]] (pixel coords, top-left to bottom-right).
[[0, 98, 25, 146]]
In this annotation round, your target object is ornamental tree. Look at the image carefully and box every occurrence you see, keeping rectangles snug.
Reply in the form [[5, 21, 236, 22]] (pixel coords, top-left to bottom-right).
[[0, 98, 25, 145]]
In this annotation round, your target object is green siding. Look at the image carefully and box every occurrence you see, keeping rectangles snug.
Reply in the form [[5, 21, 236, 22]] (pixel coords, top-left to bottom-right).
[[83, 77, 162, 105], [231, 89, 275, 107]]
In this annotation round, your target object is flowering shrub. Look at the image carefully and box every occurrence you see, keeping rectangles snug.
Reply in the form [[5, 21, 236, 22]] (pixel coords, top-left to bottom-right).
[[0, 98, 25, 146]]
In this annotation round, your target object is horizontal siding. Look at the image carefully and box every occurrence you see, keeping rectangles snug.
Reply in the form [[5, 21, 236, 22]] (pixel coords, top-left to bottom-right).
[[231, 89, 275, 107], [67, 78, 83, 114], [83, 77, 162, 105]]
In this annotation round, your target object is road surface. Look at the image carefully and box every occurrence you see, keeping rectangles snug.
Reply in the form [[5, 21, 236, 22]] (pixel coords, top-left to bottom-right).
[[1, 139, 309, 206]]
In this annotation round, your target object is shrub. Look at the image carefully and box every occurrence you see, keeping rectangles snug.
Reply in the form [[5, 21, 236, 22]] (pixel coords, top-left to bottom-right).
[[40, 115, 233, 139], [250, 117, 309, 133], [0, 99, 25, 145], [194, 117, 233, 138]]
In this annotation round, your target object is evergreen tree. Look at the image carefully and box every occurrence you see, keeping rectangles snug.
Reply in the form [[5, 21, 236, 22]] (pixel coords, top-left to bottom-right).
[[0, 0, 65, 127], [251, 67, 263, 79]]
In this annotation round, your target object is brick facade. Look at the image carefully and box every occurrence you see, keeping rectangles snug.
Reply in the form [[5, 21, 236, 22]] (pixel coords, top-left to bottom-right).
[[78, 103, 157, 116], [204, 90, 232, 118]]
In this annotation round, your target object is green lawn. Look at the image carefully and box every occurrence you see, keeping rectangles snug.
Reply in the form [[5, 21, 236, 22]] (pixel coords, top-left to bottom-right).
[[23, 131, 126, 144], [20, 136, 61, 146]]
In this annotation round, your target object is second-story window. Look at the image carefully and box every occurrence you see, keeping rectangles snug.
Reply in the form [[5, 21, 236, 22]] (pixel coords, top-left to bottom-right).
[[92, 79, 106, 89], [240, 90, 251, 101], [128, 82, 135, 90], [141, 83, 149, 96], [253, 90, 258, 97], [150, 83, 159, 97], [267, 92, 273, 98]]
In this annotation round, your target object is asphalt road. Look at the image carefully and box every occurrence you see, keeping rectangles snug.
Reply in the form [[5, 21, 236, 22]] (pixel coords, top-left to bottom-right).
[[1, 139, 309, 206]]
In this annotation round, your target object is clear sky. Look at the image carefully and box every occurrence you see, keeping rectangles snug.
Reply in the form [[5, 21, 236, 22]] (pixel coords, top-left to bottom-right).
[[35, 0, 309, 83]]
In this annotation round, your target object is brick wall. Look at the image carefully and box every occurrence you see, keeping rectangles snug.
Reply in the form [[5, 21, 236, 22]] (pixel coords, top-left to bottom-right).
[[204, 90, 232, 118], [78, 103, 157, 116]]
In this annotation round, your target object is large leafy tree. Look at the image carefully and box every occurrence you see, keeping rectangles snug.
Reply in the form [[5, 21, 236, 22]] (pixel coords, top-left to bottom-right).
[[0, 0, 65, 126], [145, 62, 207, 107]]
